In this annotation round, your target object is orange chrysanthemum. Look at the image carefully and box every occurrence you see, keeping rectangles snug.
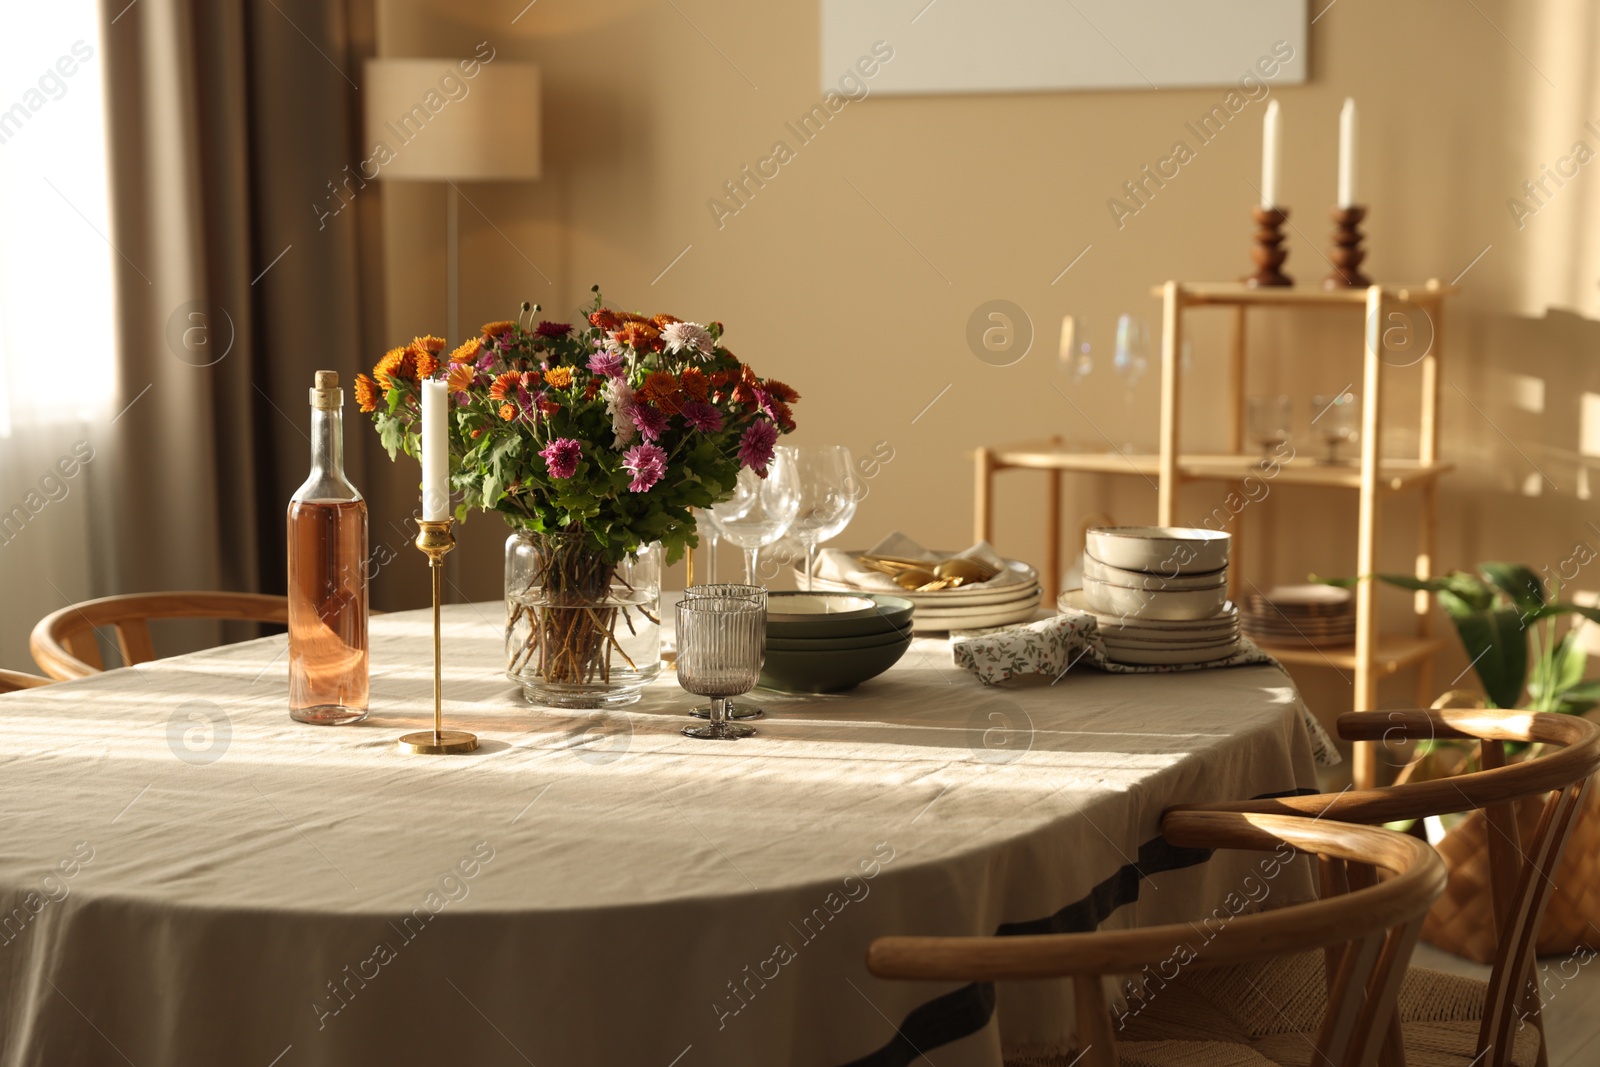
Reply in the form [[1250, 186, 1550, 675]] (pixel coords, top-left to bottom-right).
[[679, 366, 708, 402], [354, 373, 380, 413], [651, 314, 682, 328], [708, 368, 736, 387], [584, 378, 601, 400], [499, 401, 516, 421], [481, 320, 517, 337], [543, 366, 573, 389], [410, 342, 440, 379], [641, 370, 683, 415], [488, 371, 522, 401], [539, 397, 561, 418], [614, 322, 662, 352], [618, 312, 652, 325], [445, 362, 473, 393], [373, 346, 414, 389], [588, 308, 621, 331], [524, 369, 542, 388], [449, 338, 482, 364], [763, 379, 800, 403], [413, 335, 447, 354]]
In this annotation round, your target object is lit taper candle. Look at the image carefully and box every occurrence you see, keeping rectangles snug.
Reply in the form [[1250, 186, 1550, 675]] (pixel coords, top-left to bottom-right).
[[1260, 99, 1281, 209], [1337, 97, 1358, 208], [421, 378, 448, 520]]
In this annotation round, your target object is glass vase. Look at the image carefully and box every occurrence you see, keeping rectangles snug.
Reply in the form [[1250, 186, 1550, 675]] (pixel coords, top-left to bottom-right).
[[504, 530, 662, 709]]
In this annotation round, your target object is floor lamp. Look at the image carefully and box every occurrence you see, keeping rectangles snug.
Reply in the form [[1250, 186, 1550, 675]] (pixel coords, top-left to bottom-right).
[[364, 57, 540, 595], [364, 56, 542, 342]]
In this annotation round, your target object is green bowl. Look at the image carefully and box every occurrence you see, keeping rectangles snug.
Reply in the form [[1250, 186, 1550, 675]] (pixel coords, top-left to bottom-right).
[[765, 592, 915, 639], [766, 626, 912, 652], [759, 634, 914, 694]]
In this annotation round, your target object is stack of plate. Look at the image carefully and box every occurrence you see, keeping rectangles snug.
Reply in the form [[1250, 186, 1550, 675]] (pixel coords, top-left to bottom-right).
[[1241, 585, 1355, 647], [801, 557, 1041, 632], [763, 592, 915, 692], [1072, 526, 1239, 665], [1059, 590, 1241, 665]]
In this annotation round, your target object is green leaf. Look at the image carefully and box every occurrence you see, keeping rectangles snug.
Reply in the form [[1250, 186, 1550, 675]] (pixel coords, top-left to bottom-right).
[[1479, 562, 1545, 612], [1452, 607, 1528, 709]]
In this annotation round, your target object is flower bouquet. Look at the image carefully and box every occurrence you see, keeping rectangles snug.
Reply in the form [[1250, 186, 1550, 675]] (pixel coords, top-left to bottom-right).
[[357, 287, 798, 707]]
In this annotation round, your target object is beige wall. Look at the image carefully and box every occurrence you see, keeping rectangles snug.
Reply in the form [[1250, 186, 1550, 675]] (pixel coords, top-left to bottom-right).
[[366, 0, 1600, 743]]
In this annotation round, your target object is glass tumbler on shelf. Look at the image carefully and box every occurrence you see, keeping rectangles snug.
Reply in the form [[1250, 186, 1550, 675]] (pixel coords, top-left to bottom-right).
[[710, 454, 800, 584], [784, 445, 858, 592], [287, 370, 369, 725], [676, 596, 765, 741], [682, 584, 765, 721], [1246, 394, 1293, 464], [1312, 391, 1360, 465]]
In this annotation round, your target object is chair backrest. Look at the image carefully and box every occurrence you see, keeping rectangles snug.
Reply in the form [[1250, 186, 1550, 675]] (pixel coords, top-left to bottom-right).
[[1192, 707, 1600, 1067], [867, 810, 1445, 1067], [0, 668, 51, 693], [30, 591, 290, 680]]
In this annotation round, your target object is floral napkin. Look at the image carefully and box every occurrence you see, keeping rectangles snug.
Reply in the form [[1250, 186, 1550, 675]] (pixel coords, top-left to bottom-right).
[[950, 612, 1340, 766], [812, 533, 1022, 593]]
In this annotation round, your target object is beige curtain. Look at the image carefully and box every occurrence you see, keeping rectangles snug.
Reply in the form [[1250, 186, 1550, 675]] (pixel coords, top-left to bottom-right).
[[97, 0, 392, 611]]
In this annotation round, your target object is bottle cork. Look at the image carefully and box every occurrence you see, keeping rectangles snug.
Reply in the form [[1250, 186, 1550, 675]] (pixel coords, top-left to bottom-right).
[[311, 370, 342, 409]]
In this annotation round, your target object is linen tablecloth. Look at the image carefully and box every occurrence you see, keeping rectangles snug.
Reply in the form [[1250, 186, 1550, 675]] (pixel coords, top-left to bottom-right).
[[0, 603, 1321, 1066]]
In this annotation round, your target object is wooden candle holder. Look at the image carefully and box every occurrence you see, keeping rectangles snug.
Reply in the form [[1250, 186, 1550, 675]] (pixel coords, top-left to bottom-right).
[[1245, 206, 1292, 288], [1323, 205, 1372, 288]]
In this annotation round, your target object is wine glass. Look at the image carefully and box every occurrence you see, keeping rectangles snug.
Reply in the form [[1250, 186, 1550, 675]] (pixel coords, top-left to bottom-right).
[[1113, 314, 1151, 453], [1059, 316, 1094, 386], [694, 509, 723, 584], [677, 595, 764, 741], [1247, 394, 1293, 463], [711, 454, 800, 584], [1312, 391, 1360, 465], [683, 584, 765, 721], [783, 445, 858, 592]]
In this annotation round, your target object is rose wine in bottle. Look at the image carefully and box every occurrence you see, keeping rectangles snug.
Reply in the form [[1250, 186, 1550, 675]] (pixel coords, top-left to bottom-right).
[[288, 370, 369, 724]]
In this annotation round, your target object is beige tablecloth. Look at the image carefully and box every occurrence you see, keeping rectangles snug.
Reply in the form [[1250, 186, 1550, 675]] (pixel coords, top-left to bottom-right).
[[0, 603, 1320, 1067]]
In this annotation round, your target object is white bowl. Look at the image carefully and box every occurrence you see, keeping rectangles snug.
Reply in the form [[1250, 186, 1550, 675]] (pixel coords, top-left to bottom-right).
[[765, 594, 878, 622], [1081, 577, 1229, 621], [1085, 526, 1231, 576], [1082, 553, 1226, 591]]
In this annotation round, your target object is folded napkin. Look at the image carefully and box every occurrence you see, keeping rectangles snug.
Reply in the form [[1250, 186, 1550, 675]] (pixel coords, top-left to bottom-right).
[[813, 532, 1023, 593], [951, 611, 1340, 767]]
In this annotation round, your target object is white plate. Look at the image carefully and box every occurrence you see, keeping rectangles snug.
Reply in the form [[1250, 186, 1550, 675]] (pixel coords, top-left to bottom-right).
[[1082, 553, 1226, 591], [1104, 638, 1240, 666], [1102, 630, 1240, 651], [1256, 583, 1351, 607], [1059, 590, 1238, 628], [913, 599, 1042, 632], [1082, 578, 1229, 621], [1086, 526, 1231, 575]]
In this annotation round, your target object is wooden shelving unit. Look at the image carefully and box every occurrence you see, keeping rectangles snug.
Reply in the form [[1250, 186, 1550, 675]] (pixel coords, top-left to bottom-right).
[[976, 279, 1457, 788]]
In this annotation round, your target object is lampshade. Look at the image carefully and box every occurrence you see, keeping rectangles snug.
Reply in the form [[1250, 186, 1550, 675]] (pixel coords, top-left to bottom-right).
[[363, 58, 540, 181]]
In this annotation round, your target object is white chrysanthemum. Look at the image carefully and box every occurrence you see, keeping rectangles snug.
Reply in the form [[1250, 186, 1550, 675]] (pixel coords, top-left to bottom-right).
[[604, 378, 637, 447], [661, 321, 715, 361]]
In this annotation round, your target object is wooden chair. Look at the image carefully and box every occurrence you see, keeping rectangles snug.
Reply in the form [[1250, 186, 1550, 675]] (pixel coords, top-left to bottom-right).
[[30, 591, 290, 680], [0, 668, 52, 692], [868, 810, 1447, 1067], [1143, 708, 1600, 1067]]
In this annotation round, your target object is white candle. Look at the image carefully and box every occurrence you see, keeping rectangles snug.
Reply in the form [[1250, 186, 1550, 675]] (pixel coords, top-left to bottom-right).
[[1261, 99, 1281, 209], [421, 379, 449, 520], [1337, 97, 1358, 208]]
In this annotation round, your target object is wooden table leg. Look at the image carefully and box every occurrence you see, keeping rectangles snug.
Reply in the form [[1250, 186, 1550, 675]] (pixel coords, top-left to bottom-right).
[[975, 447, 995, 545]]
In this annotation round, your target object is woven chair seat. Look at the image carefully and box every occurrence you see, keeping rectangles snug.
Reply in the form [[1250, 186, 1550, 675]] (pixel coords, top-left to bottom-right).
[[1120, 954, 1540, 1067], [1006, 1043, 1282, 1067]]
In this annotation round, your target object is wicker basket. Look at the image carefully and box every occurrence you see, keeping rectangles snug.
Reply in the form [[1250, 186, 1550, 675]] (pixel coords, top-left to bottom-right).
[[1416, 697, 1600, 961]]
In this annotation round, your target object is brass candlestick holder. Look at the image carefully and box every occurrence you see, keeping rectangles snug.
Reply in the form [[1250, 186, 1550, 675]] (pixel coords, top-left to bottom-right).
[[1323, 205, 1372, 288], [1245, 206, 1293, 288], [398, 518, 479, 755]]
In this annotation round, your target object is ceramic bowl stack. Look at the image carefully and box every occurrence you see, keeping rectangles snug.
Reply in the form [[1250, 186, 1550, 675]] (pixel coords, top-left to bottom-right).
[[1241, 584, 1355, 647], [1069, 526, 1239, 665], [761, 592, 915, 693], [803, 557, 1041, 633]]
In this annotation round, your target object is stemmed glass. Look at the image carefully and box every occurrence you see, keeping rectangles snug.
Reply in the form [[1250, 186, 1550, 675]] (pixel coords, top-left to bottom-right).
[[683, 584, 765, 721], [1247, 394, 1293, 463], [1311, 391, 1360, 465], [677, 595, 765, 741], [711, 453, 800, 583], [694, 509, 723, 584], [1059, 316, 1094, 386], [783, 445, 858, 592], [1113, 314, 1151, 453]]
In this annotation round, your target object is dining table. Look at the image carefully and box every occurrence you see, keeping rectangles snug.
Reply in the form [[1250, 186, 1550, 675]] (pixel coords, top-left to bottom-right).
[[0, 599, 1329, 1067]]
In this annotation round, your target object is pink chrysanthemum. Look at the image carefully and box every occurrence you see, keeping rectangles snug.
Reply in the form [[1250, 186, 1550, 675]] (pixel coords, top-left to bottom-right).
[[631, 403, 670, 442], [622, 443, 667, 493], [738, 418, 779, 475], [587, 350, 626, 378], [681, 400, 723, 433], [539, 437, 582, 479]]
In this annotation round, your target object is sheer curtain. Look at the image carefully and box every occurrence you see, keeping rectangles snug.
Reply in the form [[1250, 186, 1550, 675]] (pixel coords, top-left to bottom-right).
[[0, 0, 115, 670]]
